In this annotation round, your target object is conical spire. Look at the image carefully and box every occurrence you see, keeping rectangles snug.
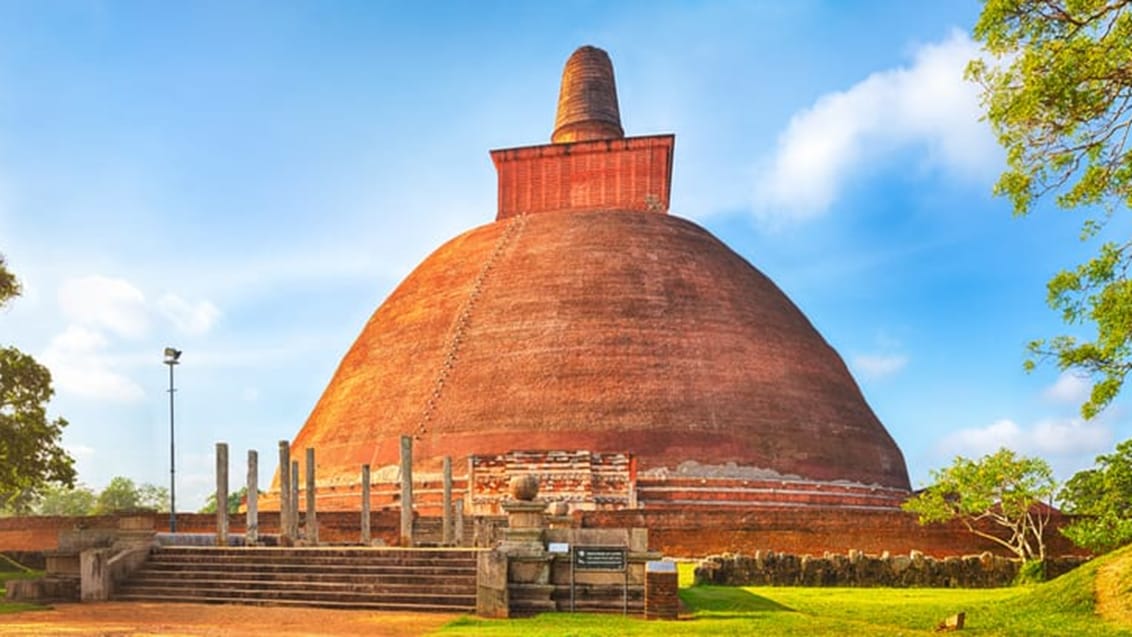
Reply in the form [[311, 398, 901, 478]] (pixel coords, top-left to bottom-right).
[[551, 46, 624, 143]]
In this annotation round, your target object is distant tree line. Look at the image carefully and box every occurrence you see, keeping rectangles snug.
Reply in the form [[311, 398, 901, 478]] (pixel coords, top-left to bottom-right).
[[0, 476, 169, 517]]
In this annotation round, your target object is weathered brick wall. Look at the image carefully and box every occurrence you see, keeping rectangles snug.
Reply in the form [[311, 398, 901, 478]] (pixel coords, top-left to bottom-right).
[[644, 568, 679, 619], [0, 510, 402, 551], [469, 451, 633, 514], [491, 135, 674, 219], [0, 516, 121, 552], [2, 507, 1089, 559], [580, 508, 1088, 559]]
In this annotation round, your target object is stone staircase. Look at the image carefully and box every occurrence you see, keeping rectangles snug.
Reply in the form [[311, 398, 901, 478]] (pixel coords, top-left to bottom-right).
[[114, 546, 480, 612]]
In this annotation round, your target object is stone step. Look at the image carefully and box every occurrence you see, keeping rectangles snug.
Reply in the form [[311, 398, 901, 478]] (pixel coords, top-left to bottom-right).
[[154, 547, 478, 560], [111, 592, 473, 613], [146, 558, 475, 574], [149, 554, 475, 567], [115, 582, 475, 606], [112, 546, 480, 612], [132, 569, 475, 586], [128, 572, 475, 591]]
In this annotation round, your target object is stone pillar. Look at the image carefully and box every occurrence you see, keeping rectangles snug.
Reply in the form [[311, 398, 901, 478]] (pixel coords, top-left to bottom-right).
[[442, 455, 453, 546], [400, 435, 413, 547], [80, 548, 112, 601], [290, 459, 300, 540], [454, 496, 465, 547], [278, 441, 291, 543], [215, 442, 229, 547], [645, 561, 679, 620], [498, 475, 554, 615], [305, 447, 318, 545], [361, 464, 371, 545], [246, 450, 259, 545], [476, 549, 509, 618]]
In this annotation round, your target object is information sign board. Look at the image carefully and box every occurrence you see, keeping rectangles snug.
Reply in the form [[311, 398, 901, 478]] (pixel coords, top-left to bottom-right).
[[574, 546, 627, 571]]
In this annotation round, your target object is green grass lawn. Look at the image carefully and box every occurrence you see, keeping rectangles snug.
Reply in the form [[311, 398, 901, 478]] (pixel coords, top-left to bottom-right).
[[435, 550, 1132, 637], [0, 555, 48, 614]]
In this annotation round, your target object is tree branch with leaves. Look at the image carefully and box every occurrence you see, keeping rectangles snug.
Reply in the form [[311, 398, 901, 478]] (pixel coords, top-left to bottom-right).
[[903, 448, 1057, 563], [969, 0, 1132, 418], [0, 254, 76, 512]]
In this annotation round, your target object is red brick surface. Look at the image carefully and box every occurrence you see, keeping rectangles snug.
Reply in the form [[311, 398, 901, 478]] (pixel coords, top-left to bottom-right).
[[0, 511, 401, 551], [491, 135, 673, 219], [286, 209, 909, 495], [1, 508, 1088, 559]]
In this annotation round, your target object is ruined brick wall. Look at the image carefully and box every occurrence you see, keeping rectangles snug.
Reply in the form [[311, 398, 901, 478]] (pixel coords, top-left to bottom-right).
[[1, 507, 1089, 559], [581, 508, 1088, 559], [0, 510, 402, 551], [0, 515, 120, 552], [469, 450, 633, 514]]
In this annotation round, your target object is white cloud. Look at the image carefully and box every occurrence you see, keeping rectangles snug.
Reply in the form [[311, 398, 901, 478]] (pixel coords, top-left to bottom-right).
[[1043, 371, 1090, 404], [58, 275, 149, 338], [41, 325, 145, 402], [753, 29, 998, 223], [66, 444, 95, 459], [157, 293, 220, 335], [852, 353, 908, 379], [941, 417, 1111, 459]]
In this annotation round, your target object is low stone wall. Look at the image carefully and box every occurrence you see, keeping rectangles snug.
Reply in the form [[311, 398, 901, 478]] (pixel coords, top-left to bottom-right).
[[0, 511, 403, 551], [694, 551, 1090, 588]]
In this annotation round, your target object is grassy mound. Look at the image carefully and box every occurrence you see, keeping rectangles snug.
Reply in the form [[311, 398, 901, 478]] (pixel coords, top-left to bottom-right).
[[437, 549, 1132, 636], [1095, 543, 1132, 625]]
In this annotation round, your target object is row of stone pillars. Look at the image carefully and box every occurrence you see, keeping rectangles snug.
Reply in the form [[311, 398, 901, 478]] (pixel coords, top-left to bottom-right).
[[212, 435, 463, 547]]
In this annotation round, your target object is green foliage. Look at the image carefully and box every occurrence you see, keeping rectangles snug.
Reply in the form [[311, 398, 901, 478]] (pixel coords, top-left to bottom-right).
[[902, 448, 1056, 563], [969, 1, 1132, 418], [33, 483, 96, 516], [1060, 438, 1132, 553], [1014, 558, 1047, 585], [0, 256, 75, 512], [93, 476, 168, 514], [199, 486, 256, 514], [0, 255, 18, 306]]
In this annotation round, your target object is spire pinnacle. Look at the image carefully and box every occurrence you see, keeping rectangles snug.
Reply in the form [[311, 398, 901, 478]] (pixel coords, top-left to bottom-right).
[[551, 45, 624, 143]]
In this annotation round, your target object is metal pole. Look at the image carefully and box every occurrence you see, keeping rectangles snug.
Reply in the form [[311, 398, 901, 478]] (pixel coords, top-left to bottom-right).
[[168, 362, 176, 533]]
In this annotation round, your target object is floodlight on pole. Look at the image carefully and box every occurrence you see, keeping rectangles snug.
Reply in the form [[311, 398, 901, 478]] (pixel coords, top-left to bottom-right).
[[164, 347, 182, 532]]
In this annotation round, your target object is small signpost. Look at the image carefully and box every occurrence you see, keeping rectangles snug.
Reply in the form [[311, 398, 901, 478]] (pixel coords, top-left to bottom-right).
[[570, 545, 629, 614]]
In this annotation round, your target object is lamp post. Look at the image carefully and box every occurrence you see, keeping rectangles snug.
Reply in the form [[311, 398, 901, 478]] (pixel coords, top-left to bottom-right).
[[164, 347, 182, 532]]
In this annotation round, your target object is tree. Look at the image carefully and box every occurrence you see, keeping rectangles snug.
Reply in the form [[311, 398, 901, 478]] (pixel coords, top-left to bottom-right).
[[35, 483, 97, 516], [137, 482, 169, 512], [199, 486, 256, 515], [969, 1, 1132, 418], [92, 476, 168, 514], [903, 448, 1057, 563], [1059, 438, 1132, 553], [0, 255, 76, 511]]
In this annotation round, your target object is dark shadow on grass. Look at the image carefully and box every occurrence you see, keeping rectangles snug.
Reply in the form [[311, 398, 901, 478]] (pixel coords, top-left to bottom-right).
[[680, 585, 796, 615]]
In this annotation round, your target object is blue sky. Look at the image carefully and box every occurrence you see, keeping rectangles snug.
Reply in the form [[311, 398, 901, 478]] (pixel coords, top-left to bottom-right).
[[1, 1, 1127, 509]]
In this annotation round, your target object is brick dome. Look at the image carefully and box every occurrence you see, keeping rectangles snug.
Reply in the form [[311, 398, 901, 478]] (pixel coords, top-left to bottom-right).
[[279, 46, 910, 510], [290, 208, 910, 491]]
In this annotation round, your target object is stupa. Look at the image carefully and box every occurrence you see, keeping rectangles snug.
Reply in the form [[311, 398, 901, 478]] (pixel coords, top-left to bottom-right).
[[278, 46, 911, 513]]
